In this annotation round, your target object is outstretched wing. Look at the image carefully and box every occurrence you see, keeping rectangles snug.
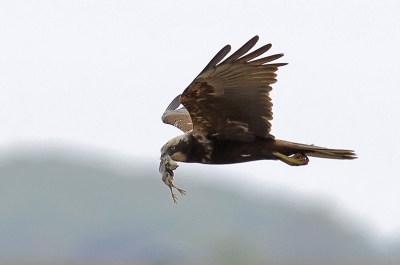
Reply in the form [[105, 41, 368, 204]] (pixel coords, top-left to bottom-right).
[[162, 94, 193, 133], [180, 35, 286, 142]]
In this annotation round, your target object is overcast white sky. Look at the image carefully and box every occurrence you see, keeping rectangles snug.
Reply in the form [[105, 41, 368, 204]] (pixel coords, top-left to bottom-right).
[[1, 1, 400, 240]]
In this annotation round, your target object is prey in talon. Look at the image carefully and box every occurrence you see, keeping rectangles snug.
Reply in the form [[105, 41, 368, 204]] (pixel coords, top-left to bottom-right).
[[159, 155, 186, 203], [159, 36, 356, 203]]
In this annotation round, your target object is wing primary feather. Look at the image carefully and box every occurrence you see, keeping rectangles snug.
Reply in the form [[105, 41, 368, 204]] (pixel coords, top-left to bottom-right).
[[222, 35, 259, 63], [236, 43, 272, 63], [199, 45, 231, 75], [251, 62, 288, 67], [248, 54, 286, 65]]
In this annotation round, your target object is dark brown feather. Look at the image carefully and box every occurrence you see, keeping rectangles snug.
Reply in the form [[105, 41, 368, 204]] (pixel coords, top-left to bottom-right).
[[180, 35, 285, 141]]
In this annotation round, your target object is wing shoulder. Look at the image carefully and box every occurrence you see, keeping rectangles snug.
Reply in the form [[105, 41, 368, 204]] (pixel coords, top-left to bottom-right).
[[162, 95, 193, 133]]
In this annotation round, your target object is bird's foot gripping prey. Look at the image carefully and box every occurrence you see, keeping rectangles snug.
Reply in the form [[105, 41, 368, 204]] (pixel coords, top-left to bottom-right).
[[159, 155, 186, 203], [159, 36, 356, 203]]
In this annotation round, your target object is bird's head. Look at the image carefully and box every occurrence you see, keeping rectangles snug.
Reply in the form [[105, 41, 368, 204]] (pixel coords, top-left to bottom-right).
[[160, 134, 190, 162]]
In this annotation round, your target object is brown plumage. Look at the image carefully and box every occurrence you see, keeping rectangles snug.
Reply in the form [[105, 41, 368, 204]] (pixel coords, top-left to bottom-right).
[[160, 36, 356, 203]]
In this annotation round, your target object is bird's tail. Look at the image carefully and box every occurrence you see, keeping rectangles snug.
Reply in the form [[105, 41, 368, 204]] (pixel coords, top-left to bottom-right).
[[276, 140, 357, 160]]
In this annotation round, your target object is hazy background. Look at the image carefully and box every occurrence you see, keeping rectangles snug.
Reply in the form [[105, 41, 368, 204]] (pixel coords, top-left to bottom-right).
[[1, 0, 400, 264]]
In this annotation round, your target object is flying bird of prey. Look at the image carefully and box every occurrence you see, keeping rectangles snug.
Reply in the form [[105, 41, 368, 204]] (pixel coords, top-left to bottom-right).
[[160, 36, 356, 203]]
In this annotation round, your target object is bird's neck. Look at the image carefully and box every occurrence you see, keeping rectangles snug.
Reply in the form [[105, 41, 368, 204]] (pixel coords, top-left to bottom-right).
[[185, 132, 213, 163]]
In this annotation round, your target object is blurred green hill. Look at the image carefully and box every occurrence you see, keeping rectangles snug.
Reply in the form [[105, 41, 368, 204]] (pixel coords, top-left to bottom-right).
[[0, 149, 398, 264]]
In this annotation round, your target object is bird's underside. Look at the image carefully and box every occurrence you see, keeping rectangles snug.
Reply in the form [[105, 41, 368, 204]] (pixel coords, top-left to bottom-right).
[[203, 137, 355, 165], [159, 36, 356, 203]]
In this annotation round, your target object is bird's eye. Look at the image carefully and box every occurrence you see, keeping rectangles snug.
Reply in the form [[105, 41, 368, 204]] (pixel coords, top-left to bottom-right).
[[171, 146, 175, 150]]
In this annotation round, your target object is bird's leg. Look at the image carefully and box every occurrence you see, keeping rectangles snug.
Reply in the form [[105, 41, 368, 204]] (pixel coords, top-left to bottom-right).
[[272, 152, 309, 166], [168, 179, 186, 204]]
